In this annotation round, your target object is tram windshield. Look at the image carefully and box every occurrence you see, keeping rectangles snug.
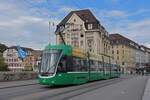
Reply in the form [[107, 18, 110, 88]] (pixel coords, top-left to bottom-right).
[[40, 50, 62, 75]]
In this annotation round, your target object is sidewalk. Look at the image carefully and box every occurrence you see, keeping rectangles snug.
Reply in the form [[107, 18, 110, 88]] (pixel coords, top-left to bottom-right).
[[142, 75, 150, 100], [0, 79, 38, 89]]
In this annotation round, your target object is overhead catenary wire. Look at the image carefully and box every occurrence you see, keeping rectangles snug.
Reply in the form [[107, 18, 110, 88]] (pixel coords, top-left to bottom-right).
[[23, 0, 90, 46]]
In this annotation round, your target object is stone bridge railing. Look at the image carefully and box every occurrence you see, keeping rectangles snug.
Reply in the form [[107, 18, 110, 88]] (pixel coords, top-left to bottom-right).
[[0, 72, 38, 81]]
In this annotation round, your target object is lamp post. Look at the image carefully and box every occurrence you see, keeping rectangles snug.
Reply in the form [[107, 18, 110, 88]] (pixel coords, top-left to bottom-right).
[[102, 56, 105, 78], [87, 51, 90, 81]]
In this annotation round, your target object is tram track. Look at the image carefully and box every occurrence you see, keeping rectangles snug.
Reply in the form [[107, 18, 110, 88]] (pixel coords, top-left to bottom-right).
[[0, 83, 39, 89], [62, 79, 122, 100], [0, 75, 137, 100], [40, 75, 142, 100], [63, 75, 148, 100], [0, 78, 122, 100], [41, 75, 143, 100], [39, 78, 124, 100], [0, 83, 56, 100]]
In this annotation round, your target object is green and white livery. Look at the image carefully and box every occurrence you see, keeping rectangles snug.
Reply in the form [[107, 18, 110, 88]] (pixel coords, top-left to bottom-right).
[[39, 45, 120, 85]]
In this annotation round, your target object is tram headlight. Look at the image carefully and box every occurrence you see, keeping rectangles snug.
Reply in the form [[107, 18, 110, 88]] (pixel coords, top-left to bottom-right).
[[42, 79, 46, 83], [52, 80, 55, 83]]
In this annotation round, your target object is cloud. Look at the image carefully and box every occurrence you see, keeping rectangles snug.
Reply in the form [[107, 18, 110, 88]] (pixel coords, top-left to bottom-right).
[[23, 0, 47, 6], [98, 9, 150, 19], [0, 15, 60, 49], [109, 18, 150, 45], [0, 3, 14, 11], [1, 0, 150, 50], [58, 7, 77, 14], [0, 0, 60, 50], [136, 9, 150, 14], [144, 43, 150, 48], [96, 8, 150, 47], [99, 10, 129, 19], [0, 0, 80, 49]]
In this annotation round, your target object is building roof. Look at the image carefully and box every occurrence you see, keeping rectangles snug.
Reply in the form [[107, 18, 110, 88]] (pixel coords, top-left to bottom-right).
[[109, 33, 137, 44], [109, 34, 150, 51], [58, 9, 99, 26], [109, 34, 127, 41], [140, 45, 150, 49], [9, 46, 34, 52], [140, 45, 150, 52]]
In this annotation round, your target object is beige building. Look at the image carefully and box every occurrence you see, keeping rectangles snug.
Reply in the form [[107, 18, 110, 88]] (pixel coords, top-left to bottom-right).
[[55, 9, 111, 62], [23, 51, 35, 71], [109, 34, 137, 73]]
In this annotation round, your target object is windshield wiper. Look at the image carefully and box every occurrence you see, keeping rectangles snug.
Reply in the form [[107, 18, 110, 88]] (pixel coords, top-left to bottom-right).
[[47, 64, 56, 73], [40, 72, 49, 76]]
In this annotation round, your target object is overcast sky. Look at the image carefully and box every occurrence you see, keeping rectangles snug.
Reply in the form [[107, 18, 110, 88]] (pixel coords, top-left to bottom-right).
[[0, 0, 150, 50]]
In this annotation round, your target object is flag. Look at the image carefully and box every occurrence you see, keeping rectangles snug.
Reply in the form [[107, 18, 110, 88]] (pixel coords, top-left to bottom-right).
[[17, 45, 27, 60], [53, 22, 55, 26]]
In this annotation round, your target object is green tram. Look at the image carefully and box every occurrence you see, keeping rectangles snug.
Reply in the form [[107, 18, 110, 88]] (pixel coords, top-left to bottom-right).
[[39, 45, 120, 85]]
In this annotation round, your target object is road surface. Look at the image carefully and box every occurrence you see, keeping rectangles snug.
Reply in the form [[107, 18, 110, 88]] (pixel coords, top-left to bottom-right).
[[0, 75, 148, 100]]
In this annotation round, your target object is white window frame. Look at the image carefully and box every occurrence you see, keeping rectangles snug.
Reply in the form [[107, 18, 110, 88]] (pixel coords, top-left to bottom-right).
[[88, 24, 93, 30]]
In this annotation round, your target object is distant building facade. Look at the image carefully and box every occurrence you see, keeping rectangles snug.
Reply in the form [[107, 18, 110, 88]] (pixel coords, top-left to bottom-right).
[[140, 46, 150, 65], [23, 51, 35, 71], [135, 45, 146, 69], [110, 34, 137, 73], [3, 49, 24, 72], [3, 46, 36, 72], [55, 9, 111, 62], [147, 48, 150, 63]]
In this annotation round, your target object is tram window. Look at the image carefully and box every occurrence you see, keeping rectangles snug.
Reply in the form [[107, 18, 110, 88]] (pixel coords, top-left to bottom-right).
[[93, 60, 95, 65], [83, 60, 87, 65], [100, 68, 103, 71], [57, 56, 67, 73], [91, 60, 93, 65], [98, 61, 101, 70], [95, 61, 98, 66], [71, 56, 88, 72], [57, 62, 63, 73], [79, 59, 81, 65], [91, 68, 94, 71], [105, 63, 108, 71], [75, 59, 79, 65], [83, 59, 88, 71], [94, 61, 97, 65], [81, 60, 84, 66], [91, 60, 97, 71], [66, 56, 73, 72], [114, 69, 118, 72], [96, 61, 99, 72]]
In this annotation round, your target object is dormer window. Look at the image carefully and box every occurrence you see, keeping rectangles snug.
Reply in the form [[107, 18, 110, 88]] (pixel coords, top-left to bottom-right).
[[88, 24, 93, 30]]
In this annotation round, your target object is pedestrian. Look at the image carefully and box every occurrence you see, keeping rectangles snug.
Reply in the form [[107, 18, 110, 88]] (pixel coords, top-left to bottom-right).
[[142, 71, 144, 76], [131, 71, 133, 75]]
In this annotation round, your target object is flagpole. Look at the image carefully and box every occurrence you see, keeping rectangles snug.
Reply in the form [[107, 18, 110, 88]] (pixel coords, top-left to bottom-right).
[[49, 21, 51, 45]]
